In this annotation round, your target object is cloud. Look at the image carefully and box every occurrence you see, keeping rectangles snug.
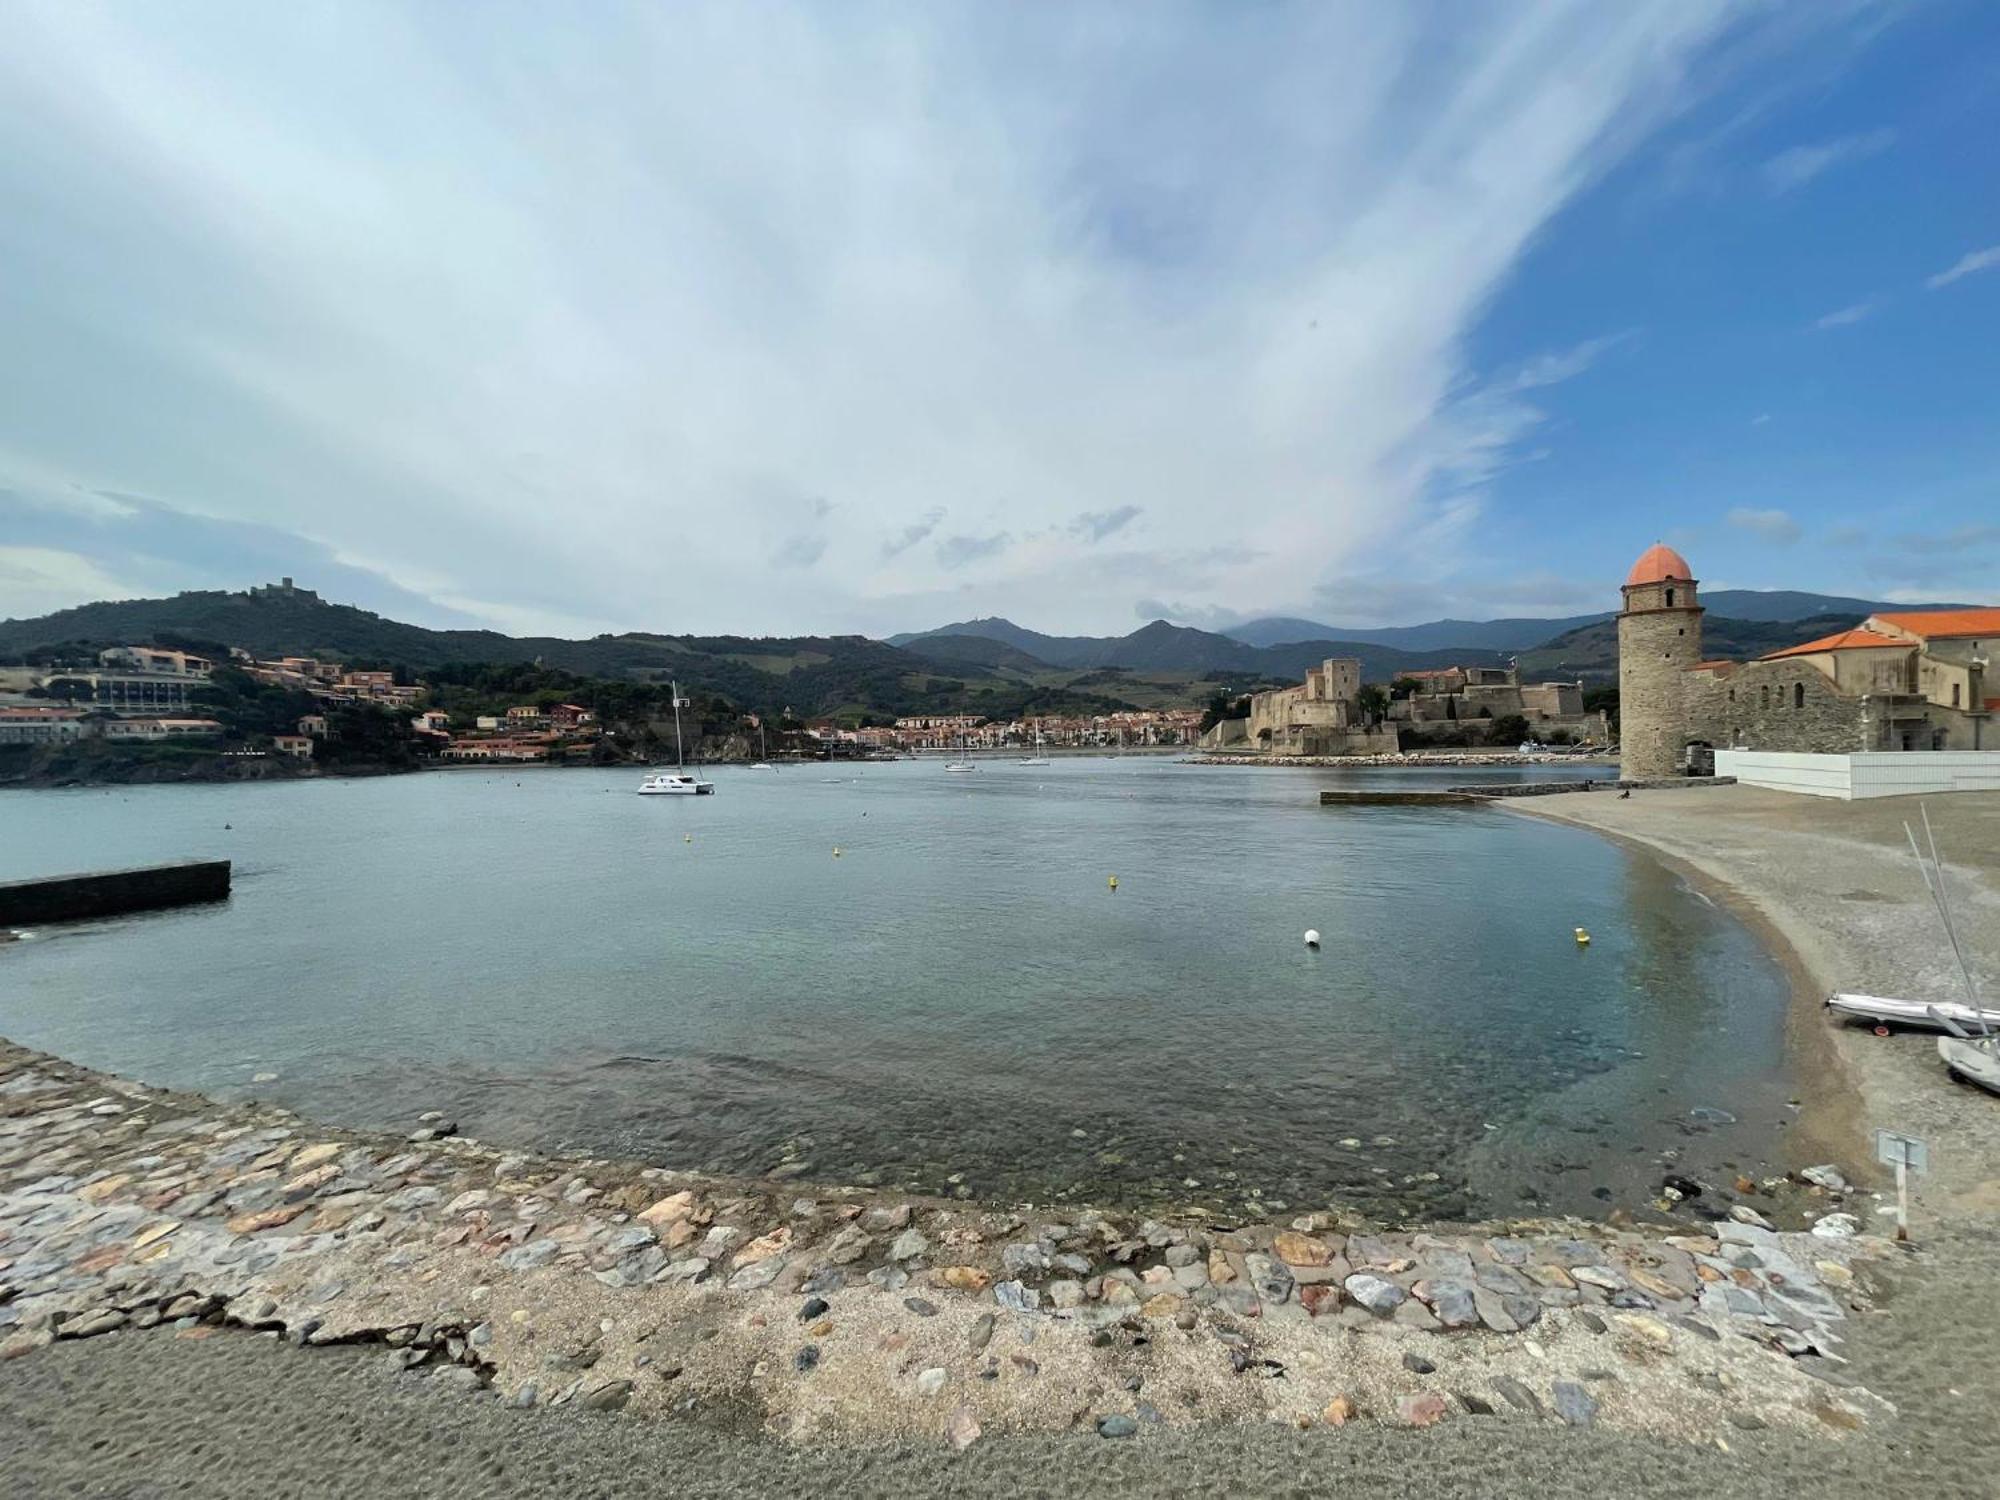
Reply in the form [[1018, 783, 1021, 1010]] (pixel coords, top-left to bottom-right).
[[771, 534, 827, 569], [1812, 300, 1876, 330], [1760, 127, 1894, 192], [1070, 505, 1142, 543], [1888, 523, 2000, 556], [1927, 244, 2000, 290], [935, 532, 1011, 569], [0, 2, 1855, 635], [0, 546, 145, 621], [881, 508, 946, 559], [1750, 412, 1772, 426], [1727, 506, 1803, 544]]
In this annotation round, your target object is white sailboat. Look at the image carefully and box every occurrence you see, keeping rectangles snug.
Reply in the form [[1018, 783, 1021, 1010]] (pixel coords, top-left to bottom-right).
[[1901, 805, 1993, 1093], [1019, 730, 1050, 767], [751, 720, 776, 770], [638, 681, 715, 795]]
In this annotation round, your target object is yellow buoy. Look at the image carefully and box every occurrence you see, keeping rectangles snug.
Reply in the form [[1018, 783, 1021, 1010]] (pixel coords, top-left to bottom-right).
[[684, 834, 692, 844], [1108, 875, 1119, 890], [833, 846, 842, 857], [1574, 927, 1590, 946]]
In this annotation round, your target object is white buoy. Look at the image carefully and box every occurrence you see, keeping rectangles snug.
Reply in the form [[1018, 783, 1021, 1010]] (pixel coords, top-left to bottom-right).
[[1304, 929, 1321, 948]]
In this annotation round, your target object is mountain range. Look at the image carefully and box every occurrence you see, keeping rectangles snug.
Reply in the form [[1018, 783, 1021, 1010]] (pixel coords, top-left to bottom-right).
[[0, 585, 1951, 722], [1203, 590, 1969, 653]]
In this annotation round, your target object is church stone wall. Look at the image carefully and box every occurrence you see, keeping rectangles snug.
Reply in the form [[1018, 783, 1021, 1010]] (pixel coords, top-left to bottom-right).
[[1618, 582, 1703, 780], [1681, 661, 1872, 754]]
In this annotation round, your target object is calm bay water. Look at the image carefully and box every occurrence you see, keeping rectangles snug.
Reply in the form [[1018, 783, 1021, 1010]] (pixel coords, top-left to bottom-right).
[[0, 759, 1798, 1221]]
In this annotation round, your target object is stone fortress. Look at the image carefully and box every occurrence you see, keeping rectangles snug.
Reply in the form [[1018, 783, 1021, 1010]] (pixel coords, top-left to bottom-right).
[[1201, 653, 1604, 757], [1204, 656, 1400, 757], [1615, 542, 1995, 780]]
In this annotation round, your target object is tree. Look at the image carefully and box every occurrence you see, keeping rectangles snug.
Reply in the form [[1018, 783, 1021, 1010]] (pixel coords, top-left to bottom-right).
[[33, 677, 96, 703], [1583, 684, 1619, 731], [1490, 713, 1531, 745], [1356, 684, 1389, 721], [1198, 690, 1251, 733], [1390, 676, 1421, 699]]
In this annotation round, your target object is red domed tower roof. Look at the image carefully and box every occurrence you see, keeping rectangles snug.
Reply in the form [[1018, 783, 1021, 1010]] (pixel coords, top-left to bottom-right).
[[1625, 543, 1693, 587]]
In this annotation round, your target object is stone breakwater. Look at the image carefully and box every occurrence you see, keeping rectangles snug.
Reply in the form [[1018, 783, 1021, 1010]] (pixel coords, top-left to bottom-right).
[[0, 1039, 1898, 1447], [1188, 753, 1615, 769]]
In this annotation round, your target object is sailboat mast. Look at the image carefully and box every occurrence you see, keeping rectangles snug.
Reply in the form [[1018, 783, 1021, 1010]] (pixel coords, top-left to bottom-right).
[[672, 680, 685, 769]]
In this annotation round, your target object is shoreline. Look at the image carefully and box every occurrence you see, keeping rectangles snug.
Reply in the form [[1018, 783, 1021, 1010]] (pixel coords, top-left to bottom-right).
[[0, 1029, 1894, 1450], [1499, 799, 1866, 1182], [7, 785, 1998, 1489]]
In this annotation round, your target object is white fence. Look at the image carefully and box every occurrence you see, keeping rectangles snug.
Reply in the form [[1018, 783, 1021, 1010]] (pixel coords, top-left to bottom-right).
[[1715, 749, 2000, 800]]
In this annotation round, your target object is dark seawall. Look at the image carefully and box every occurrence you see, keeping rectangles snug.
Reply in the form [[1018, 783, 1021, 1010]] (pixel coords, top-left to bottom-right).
[[0, 860, 231, 925]]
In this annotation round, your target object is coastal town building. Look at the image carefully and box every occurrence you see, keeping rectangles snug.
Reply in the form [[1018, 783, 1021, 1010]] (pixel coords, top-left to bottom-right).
[[0, 707, 88, 745], [272, 733, 314, 758], [99, 718, 225, 740], [45, 646, 217, 714], [441, 736, 556, 762], [1616, 543, 1994, 778]]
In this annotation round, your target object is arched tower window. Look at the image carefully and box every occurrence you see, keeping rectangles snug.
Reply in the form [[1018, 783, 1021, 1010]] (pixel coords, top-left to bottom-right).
[[1665, 587, 1675, 607], [1794, 683, 1805, 709]]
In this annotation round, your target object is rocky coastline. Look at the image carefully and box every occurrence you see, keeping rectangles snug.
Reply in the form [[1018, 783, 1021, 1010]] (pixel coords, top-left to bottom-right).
[[1, 1035, 1896, 1448]]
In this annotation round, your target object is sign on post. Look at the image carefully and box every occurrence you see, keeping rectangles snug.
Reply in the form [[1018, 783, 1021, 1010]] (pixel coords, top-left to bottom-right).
[[1875, 1129, 1928, 1174], [1875, 1129, 1928, 1242]]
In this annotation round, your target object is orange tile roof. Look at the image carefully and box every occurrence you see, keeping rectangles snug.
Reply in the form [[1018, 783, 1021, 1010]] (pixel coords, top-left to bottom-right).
[[1626, 543, 1693, 586], [1869, 608, 2000, 640], [1689, 659, 1739, 672], [1763, 627, 1908, 660]]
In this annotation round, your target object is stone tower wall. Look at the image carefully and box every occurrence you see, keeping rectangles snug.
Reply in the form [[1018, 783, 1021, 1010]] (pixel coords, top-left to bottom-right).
[[1618, 578, 1703, 779]]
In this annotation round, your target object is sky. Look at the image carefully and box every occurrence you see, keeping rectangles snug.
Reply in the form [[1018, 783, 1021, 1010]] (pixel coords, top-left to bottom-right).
[[1, 0, 1995, 639]]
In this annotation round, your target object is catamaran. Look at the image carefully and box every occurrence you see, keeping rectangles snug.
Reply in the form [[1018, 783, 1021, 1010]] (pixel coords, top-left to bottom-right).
[[638, 680, 714, 795]]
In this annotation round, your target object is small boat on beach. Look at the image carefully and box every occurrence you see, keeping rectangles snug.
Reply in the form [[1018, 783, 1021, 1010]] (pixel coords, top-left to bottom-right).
[[1940, 1034, 2000, 1095], [1825, 992, 2000, 1032]]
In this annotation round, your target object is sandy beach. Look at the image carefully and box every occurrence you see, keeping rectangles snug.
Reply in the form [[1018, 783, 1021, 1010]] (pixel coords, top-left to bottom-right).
[[4, 784, 1998, 1497]]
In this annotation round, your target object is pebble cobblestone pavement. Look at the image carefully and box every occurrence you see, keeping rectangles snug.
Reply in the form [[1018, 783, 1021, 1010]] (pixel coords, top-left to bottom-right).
[[0, 1034, 1911, 1492]]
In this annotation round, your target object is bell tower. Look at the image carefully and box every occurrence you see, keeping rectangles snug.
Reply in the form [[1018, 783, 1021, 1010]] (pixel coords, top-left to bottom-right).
[[1617, 543, 1702, 780]]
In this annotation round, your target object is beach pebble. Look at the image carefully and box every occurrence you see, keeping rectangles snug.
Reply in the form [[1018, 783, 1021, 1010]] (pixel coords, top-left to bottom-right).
[[1343, 1274, 1406, 1315], [1552, 1381, 1598, 1427]]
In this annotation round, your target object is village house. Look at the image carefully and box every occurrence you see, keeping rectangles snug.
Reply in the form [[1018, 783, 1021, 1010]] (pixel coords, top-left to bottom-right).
[[298, 714, 329, 738], [272, 733, 314, 759]]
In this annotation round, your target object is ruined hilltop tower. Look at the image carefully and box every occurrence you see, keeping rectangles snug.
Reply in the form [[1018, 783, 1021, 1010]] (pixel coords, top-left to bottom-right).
[[1617, 543, 1702, 780]]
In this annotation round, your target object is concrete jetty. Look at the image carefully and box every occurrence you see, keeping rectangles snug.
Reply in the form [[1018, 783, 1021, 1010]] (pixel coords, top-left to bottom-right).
[[0, 859, 230, 925]]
